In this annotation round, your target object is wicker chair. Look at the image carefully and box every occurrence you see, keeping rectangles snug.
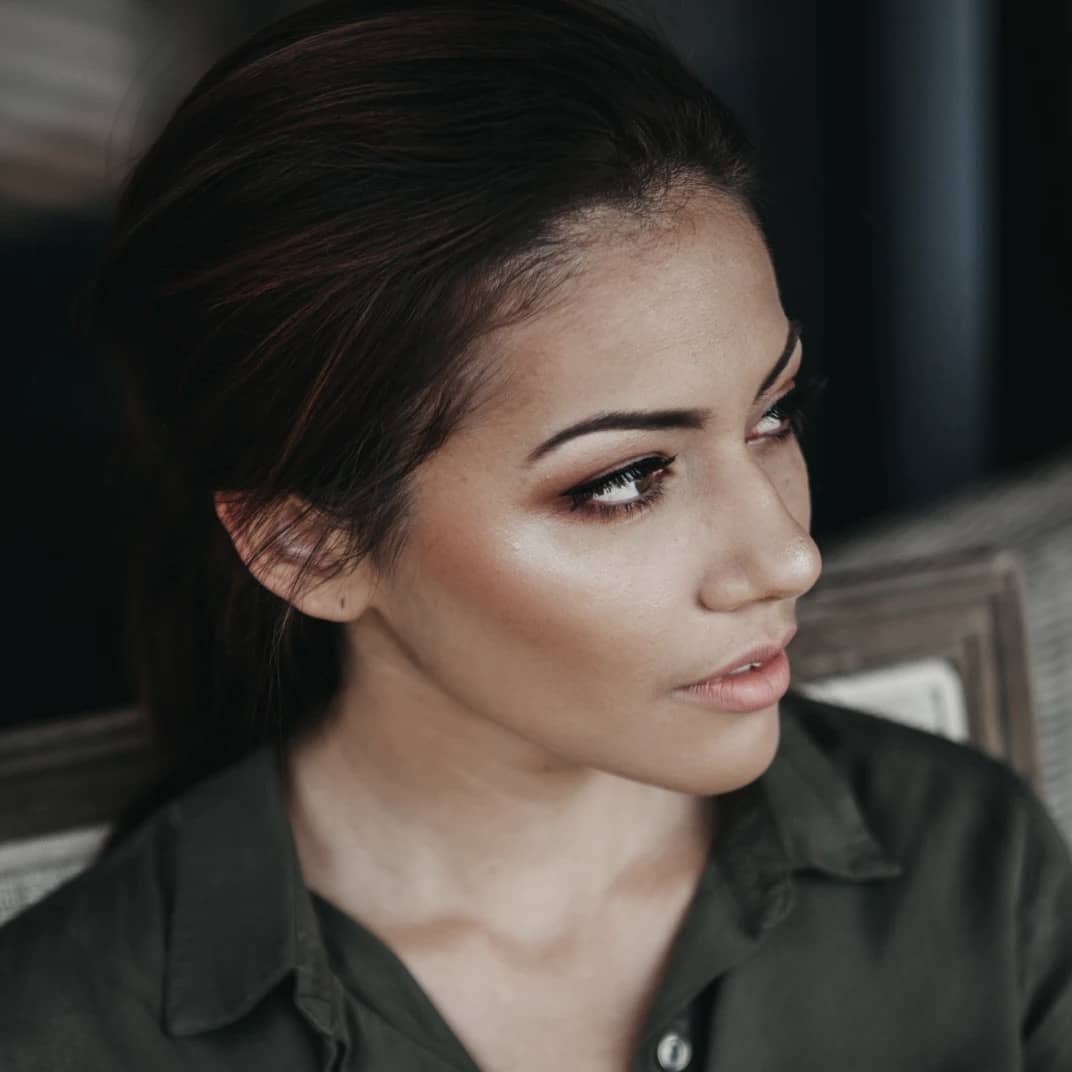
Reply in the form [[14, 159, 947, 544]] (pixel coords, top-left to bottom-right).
[[819, 447, 1071, 844]]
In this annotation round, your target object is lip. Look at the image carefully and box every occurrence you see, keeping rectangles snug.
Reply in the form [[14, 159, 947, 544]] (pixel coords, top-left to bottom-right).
[[681, 625, 798, 688], [674, 648, 792, 713]]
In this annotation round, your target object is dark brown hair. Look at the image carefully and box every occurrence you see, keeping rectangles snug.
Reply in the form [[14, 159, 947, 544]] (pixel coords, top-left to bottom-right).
[[80, 0, 759, 818]]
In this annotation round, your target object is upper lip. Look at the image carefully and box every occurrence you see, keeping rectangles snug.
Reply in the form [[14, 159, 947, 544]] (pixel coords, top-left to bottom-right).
[[681, 625, 798, 687]]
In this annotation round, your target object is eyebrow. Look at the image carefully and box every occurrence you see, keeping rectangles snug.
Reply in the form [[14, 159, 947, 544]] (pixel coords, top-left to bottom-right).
[[523, 319, 803, 467]]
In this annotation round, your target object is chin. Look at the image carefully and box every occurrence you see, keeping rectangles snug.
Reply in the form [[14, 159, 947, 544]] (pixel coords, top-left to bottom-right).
[[647, 699, 783, 797]]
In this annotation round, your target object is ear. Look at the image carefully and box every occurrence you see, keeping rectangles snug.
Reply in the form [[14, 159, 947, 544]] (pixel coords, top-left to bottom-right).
[[213, 491, 373, 623]]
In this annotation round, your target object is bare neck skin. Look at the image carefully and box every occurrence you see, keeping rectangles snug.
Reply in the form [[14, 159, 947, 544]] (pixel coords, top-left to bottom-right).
[[284, 648, 719, 946]]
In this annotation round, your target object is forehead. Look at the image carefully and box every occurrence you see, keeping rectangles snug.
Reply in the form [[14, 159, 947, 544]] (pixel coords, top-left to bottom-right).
[[469, 191, 784, 426]]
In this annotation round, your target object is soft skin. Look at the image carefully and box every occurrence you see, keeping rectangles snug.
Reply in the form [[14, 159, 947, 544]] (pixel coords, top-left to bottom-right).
[[217, 187, 822, 949]]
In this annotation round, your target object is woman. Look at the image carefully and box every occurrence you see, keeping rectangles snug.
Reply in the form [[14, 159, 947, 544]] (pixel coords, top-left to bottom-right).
[[1, 1, 1069, 1069]]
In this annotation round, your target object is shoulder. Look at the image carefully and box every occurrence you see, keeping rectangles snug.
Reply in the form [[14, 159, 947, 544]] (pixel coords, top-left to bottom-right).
[[782, 692, 1072, 1062], [0, 804, 175, 1066], [0, 751, 269, 1068], [784, 686, 1067, 904]]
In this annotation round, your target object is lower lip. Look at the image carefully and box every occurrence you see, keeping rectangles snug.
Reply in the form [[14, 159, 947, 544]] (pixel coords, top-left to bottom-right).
[[673, 649, 791, 712]]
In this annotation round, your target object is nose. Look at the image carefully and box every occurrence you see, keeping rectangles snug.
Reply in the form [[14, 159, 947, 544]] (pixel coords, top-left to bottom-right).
[[696, 456, 822, 614]]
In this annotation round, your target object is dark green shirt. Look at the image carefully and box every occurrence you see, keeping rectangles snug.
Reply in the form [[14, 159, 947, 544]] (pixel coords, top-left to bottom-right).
[[2, 692, 1070, 1070]]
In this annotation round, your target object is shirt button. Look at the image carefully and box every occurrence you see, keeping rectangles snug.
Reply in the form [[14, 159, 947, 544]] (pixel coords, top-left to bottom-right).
[[655, 1030, 692, 1071]]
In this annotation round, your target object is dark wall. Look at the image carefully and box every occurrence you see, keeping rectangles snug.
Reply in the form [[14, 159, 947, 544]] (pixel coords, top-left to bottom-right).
[[3, 0, 1069, 727]]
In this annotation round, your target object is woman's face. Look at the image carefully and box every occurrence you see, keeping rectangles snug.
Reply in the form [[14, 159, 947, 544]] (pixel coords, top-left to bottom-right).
[[347, 188, 822, 797]]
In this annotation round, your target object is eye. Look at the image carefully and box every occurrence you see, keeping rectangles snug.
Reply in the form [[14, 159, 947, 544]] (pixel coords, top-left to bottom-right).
[[561, 371, 828, 522], [749, 371, 828, 443], [563, 455, 675, 521]]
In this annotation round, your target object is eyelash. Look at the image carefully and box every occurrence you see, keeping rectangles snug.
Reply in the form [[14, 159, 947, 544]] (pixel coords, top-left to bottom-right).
[[563, 371, 828, 521]]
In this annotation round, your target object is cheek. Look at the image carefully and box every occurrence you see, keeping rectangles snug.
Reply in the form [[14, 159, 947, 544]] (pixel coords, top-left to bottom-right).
[[399, 502, 673, 681]]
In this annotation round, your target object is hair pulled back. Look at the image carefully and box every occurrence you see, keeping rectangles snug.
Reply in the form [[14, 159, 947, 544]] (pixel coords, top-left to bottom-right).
[[81, 0, 759, 815]]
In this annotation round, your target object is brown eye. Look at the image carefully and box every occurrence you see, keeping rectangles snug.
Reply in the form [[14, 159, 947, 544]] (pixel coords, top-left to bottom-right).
[[748, 372, 828, 443], [564, 455, 676, 519]]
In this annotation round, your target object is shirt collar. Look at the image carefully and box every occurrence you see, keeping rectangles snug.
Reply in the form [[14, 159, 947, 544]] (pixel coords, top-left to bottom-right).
[[162, 745, 346, 1054], [160, 692, 901, 1045], [764, 690, 904, 881], [637, 690, 903, 1040]]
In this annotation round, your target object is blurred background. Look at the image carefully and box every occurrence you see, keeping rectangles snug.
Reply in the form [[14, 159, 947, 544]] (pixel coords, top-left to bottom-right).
[[2, 0, 1070, 729]]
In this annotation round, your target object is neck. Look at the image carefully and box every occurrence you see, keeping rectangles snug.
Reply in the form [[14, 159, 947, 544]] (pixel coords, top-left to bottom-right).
[[283, 673, 717, 945]]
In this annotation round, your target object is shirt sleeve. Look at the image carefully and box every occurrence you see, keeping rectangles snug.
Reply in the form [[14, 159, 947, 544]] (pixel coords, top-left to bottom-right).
[[1013, 773, 1072, 1071]]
